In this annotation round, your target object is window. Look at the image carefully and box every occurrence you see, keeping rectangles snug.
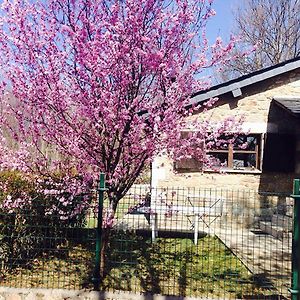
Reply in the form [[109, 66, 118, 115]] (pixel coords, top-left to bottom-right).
[[208, 134, 262, 171], [174, 133, 263, 172]]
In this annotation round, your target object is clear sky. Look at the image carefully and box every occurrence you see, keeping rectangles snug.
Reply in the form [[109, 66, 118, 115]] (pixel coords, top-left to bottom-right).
[[199, 0, 240, 82], [206, 0, 239, 43]]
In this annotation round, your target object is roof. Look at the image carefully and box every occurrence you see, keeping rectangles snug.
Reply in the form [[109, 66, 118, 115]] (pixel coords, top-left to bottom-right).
[[273, 96, 300, 117], [189, 56, 300, 106]]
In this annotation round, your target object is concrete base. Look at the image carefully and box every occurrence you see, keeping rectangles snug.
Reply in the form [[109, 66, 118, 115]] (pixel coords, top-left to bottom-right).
[[0, 287, 227, 300], [259, 214, 293, 240]]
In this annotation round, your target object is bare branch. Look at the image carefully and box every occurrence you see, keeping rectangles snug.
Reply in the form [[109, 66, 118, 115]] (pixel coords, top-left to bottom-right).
[[219, 0, 300, 81]]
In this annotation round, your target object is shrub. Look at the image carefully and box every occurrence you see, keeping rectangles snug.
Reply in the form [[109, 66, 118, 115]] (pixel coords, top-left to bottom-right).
[[0, 170, 93, 271]]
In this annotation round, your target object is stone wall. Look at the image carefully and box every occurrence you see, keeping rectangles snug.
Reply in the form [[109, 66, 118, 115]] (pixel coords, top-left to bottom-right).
[[0, 287, 205, 300], [152, 157, 295, 192], [152, 69, 300, 193]]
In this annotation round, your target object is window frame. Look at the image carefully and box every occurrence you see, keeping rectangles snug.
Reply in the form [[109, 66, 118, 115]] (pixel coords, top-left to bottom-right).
[[174, 133, 264, 173], [207, 133, 263, 172]]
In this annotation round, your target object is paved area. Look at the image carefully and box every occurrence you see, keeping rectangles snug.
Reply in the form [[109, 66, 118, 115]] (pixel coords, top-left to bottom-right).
[[214, 226, 291, 297]]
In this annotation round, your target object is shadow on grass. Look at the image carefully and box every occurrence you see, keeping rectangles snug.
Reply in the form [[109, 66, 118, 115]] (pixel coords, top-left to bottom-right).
[[241, 295, 289, 300], [0, 227, 96, 290], [0, 227, 288, 299], [100, 231, 279, 298], [101, 231, 161, 293]]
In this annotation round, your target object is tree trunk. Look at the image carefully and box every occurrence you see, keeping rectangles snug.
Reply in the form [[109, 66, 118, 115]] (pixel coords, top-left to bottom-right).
[[99, 228, 110, 278], [99, 197, 118, 280]]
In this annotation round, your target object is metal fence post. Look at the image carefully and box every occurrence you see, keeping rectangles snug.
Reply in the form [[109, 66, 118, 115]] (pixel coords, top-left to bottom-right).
[[92, 173, 106, 291], [290, 179, 300, 299]]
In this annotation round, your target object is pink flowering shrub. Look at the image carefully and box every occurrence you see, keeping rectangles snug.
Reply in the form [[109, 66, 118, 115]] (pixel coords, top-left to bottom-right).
[[36, 174, 93, 223], [0, 170, 93, 269]]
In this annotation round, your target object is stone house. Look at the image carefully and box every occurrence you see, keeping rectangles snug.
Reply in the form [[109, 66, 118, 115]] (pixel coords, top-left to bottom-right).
[[151, 57, 300, 193]]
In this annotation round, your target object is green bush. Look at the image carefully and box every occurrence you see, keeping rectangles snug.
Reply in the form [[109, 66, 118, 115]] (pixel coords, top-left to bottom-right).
[[0, 170, 92, 271]]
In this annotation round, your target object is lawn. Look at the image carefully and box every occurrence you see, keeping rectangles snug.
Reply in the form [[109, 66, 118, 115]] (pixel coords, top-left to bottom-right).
[[1, 230, 275, 299], [103, 232, 273, 299], [0, 244, 94, 290]]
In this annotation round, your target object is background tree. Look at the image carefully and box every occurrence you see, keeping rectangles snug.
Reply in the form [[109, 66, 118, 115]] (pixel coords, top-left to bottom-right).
[[219, 0, 300, 81]]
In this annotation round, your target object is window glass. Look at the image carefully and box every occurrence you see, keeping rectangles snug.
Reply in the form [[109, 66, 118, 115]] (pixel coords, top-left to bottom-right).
[[208, 134, 261, 171], [232, 153, 257, 169], [175, 133, 262, 172]]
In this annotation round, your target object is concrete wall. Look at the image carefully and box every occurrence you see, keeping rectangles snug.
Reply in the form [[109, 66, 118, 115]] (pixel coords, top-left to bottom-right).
[[152, 69, 300, 193]]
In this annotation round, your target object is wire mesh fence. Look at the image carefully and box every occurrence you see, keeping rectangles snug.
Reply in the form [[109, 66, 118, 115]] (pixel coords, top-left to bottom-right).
[[104, 185, 293, 299], [0, 183, 295, 299], [0, 190, 98, 290]]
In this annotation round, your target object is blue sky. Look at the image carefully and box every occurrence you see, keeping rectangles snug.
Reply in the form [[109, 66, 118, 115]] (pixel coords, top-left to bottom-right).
[[206, 0, 239, 43], [199, 0, 240, 82]]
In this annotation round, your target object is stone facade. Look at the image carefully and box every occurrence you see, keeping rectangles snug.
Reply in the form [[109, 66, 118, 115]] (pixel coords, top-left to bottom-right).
[[152, 68, 300, 193]]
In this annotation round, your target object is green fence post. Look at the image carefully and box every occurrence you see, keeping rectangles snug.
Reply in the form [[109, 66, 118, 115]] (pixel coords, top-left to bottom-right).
[[290, 179, 300, 299], [92, 173, 106, 291]]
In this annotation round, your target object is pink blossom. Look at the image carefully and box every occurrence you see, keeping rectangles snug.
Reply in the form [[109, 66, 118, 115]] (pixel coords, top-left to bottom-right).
[[0, 0, 241, 224]]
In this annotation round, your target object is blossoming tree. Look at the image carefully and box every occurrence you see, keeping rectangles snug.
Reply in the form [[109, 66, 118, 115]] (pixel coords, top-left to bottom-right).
[[0, 0, 237, 224]]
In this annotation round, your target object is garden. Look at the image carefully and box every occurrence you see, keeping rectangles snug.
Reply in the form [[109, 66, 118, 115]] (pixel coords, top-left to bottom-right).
[[0, 172, 279, 298], [0, 1, 297, 299]]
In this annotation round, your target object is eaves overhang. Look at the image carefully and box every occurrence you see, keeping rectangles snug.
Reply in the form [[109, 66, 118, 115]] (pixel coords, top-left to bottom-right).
[[189, 56, 300, 106]]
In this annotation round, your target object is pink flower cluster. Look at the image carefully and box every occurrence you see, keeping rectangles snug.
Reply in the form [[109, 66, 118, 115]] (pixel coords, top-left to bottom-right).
[[39, 176, 92, 221], [1, 174, 92, 222], [1, 193, 32, 214], [102, 207, 115, 229]]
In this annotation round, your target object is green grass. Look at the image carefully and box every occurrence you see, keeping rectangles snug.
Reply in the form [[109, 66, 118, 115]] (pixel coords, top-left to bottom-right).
[[1, 231, 276, 298], [103, 233, 275, 299], [1, 244, 94, 290]]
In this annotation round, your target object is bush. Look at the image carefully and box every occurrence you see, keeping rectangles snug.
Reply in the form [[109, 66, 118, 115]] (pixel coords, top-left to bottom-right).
[[0, 170, 93, 271]]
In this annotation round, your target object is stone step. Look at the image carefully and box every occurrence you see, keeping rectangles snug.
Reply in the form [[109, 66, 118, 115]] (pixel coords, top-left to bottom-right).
[[259, 221, 292, 241], [271, 214, 293, 229]]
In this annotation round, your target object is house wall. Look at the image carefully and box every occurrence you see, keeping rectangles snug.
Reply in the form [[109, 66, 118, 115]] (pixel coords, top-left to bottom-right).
[[152, 69, 300, 193]]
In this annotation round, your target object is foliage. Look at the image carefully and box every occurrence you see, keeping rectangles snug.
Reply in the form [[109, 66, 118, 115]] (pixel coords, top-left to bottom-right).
[[0, 170, 93, 270]]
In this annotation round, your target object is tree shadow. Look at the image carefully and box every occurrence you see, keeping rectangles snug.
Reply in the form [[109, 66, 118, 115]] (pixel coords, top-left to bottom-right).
[[138, 242, 162, 294], [99, 231, 289, 299]]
